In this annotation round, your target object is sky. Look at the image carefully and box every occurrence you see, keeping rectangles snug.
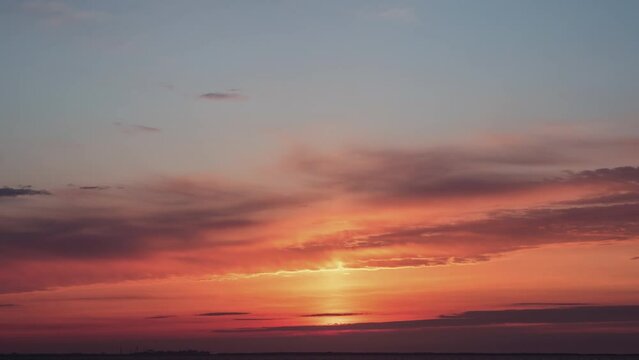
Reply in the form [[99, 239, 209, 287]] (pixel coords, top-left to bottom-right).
[[1, 0, 639, 354]]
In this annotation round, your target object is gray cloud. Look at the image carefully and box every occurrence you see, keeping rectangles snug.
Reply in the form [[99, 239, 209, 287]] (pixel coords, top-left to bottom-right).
[[114, 122, 161, 134], [0, 186, 50, 197], [288, 134, 639, 203], [0, 181, 309, 293], [295, 166, 639, 261], [78, 186, 110, 191], [199, 91, 245, 101]]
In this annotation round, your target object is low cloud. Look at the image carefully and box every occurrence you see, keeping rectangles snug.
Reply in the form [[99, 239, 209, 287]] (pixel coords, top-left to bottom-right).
[[217, 305, 639, 333], [146, 315, 175, 319], [0, 186, 50, 197], [78, 186, 110, 191], [509, 302, 594, 307], [198, 312, 250, 317]]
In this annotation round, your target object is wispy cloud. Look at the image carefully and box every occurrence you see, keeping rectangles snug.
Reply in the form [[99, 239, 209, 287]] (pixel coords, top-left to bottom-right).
[[375, 7, 417, 23], [146, 315, 175, 319], [114, 122, 161, 134], [199, 91, 246, 101], [21, 1, 108, 26]]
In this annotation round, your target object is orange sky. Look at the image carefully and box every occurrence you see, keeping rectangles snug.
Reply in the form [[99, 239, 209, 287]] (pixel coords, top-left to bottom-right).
[[2, 131, 639, 353]]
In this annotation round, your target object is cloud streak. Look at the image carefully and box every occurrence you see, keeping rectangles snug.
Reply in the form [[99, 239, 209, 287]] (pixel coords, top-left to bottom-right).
[[146, 315, 175, 319], [198, 312, 250, 317], [114, 122, 161, 134], [199, 91, 245, 101], [217, 305, 639, 333]]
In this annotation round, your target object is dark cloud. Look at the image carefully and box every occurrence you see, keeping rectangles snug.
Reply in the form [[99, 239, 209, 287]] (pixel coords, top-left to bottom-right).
[[5, 320, 639, 353], [198, 312, 250, 317], [560, 192, 639, 206], [199, 91, 245, 101], [233, 318, 280, 321], [78, 186, 110, 191], [301, 313, 365, 317], [146, 315, 175, 319], [0, 181, 309, 293], [0, 215, 258, 261], [509, 302, 594, 307], [114, 122, 161, 134], [0, 186, 50, 197], [0, 184, 302, 262], [288, 148, 543, 201], [218, 305, 639, 333], [288, 135, 639, 202], [45, 295, 158, 302], [299, 194, 639, 261], [632, 256, 639, 260], [0, 303, 18, 307]]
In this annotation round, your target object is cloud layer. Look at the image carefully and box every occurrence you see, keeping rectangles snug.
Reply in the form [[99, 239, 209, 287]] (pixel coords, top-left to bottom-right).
[[1, 132, 638, 293], [218, 305, 639, 333]]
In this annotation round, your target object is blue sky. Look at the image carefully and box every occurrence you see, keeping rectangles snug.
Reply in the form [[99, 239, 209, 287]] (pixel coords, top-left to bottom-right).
[[1, 0, 639, 187]]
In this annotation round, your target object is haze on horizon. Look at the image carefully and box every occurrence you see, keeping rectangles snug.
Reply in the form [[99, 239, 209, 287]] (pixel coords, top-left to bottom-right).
[[1, 0, 639, 354]]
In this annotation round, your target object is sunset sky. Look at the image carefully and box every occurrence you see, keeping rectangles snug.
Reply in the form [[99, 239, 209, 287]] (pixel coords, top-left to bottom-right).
[[1, 0, 639, 354]]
